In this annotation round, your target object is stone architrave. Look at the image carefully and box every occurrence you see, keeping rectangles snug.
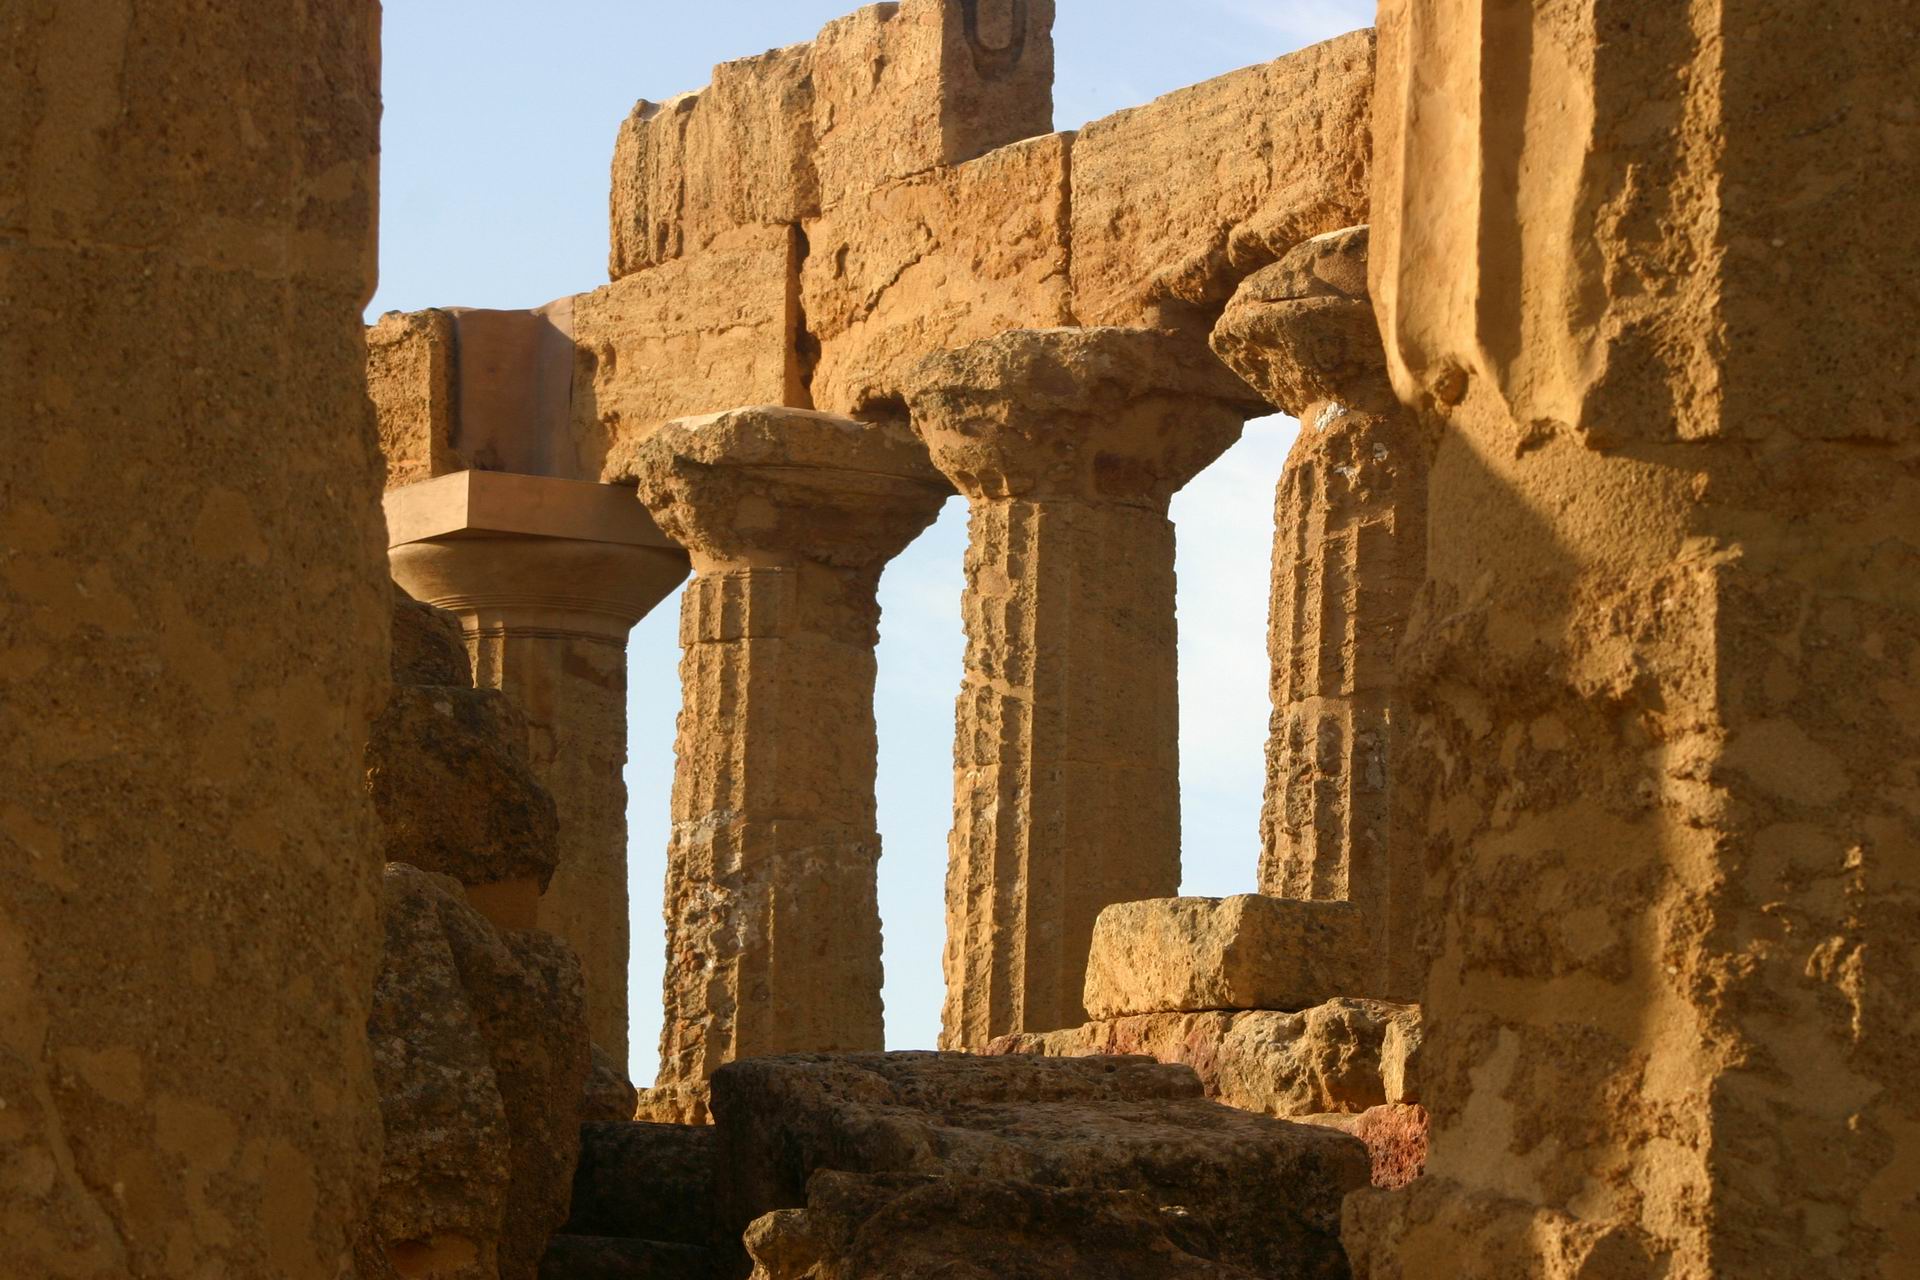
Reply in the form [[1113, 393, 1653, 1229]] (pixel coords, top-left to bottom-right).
[[2, 3, 387, 1274], [802, 131, 1076, 421], [1341, 4, 1920, 1276], [386, 471, 691, 1064], [905, 328, 1270, 1049], [1211, 226, 1428, 1004], [625, 407, 948, 1111], [1070, 30, 1374, 331]]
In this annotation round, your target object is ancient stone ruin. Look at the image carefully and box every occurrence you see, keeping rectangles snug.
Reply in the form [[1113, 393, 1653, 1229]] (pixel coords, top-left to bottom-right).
[[5, 1, 1914, 1278]]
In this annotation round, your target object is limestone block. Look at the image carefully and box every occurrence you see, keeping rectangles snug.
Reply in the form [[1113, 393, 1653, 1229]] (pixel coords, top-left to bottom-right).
[[562, 1122, 716, 1246], [988, 999, 1419, 1119], [368, 309, 460, 487], [581, 1045, 639, 1124], [811, 0, 1056, 211], [711, 1052, 1369, 1280], [369, 865, 591, 1280], [574, 226, 806, 479], [366, 686, 561, 895], [540, 1236, 711, 1279], [1070, 30, 1374, 329], [609, 44, 817, 278], [1084, 896, 1371, 1018], [1300, 1104, 1429, 1192], [745, 1172, 1264, 1279], [3, 4, 386, 1275], [803, 132, 1075, 418], [391, 585, 472, 686]]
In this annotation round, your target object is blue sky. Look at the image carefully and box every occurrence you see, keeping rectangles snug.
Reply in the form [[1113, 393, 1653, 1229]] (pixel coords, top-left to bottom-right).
[[373, 0, 1376, 1077]]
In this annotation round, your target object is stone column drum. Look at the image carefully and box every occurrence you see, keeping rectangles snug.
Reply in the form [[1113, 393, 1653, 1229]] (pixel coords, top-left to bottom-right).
[[387, 471, 691, 1063], [906, 328, 1270, 1048], [627, 407, 947, 1113], [1211, 226, 1429, 1003]]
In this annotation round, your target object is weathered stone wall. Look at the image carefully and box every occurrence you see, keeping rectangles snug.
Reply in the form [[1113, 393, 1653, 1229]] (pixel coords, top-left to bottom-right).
[[1, 3, 388, 1275], [1348, 2, 1920, 1275]]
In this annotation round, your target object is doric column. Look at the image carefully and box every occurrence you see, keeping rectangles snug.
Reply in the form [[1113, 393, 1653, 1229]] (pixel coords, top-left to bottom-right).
[[626, 407, 947, 1108], [905, 328, 1269, 1048], [386, 470, 690, 1063], [1210, 226, 1428, 1002]]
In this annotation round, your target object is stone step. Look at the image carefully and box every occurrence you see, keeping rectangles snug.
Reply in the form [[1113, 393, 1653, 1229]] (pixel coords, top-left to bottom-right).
[[539, 1234, 711, 1280], [563, 1121, 716, 1246]]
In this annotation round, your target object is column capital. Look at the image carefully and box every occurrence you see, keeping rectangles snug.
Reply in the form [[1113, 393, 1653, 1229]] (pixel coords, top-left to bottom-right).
[[384, 469, 690, 644], [619, 406, 949, 574], [1210, 226, 1396, 419], [903, 326, 1268, 507]]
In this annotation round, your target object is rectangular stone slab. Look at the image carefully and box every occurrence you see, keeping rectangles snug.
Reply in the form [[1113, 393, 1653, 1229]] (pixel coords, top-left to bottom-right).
[[368, 308, 458, 488], [608, 43, 817, 279], [1070, 29, 1375, 329], [803, 132, 1074, 418], [1083, 895, 1371, 1018], [573, 225, 806, 480]]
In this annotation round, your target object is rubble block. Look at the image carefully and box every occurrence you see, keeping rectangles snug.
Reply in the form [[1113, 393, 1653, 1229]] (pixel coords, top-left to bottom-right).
[[744, 1172, 1265, 1279], [1304, 1105, 1429, 1192], [1070, 29, 1374, 329], [576, 226, 807, 481], [804, 132, 1075, 418], [1084, 896, 1371, 1019], [582, 1045, 640, 1124], [563, 1122, 716, 1245], [811, 0, 1056, 211], [711, 1052, 1369, 1280], [368, 309, 459, 486], [369, 865, 591, 1280], [988, 999, 1421, 1118], [366, 684, 561, 899], [609, 44, 818, 278]]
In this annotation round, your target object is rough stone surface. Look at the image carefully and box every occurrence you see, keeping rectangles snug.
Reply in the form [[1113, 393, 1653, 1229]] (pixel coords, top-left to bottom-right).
[[906, 329, 1266, 1047], [609, 43, 817, 278], [368, 866, 591, 1280], [987, 999, 1418, 1118], [1084, 896, 1371, 1019], [540, 1235, 710, 1280], [366, 685, 562, 895], [1071, 31, 1374, 330], [0, 4, 388, 1275], [803, 132, 1074, 419], [629, 409, 946, 1092], [745, 1171, 1264, 1279], [582, 1045, 640, 1125], [1346, 2, 1920, 1274], [368, 309, 460, 488], [391, 584, 473, 687], [563, 1122, 715, 1246], [712, 1052, 1368, 1280], [1213, 227, 1429, 1004], [811, 0, 1056, 211], [573, 226, 806, 480]]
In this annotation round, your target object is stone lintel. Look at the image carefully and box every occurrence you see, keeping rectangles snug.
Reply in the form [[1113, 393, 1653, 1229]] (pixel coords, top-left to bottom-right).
[[1083, 895, 1373, 1019]]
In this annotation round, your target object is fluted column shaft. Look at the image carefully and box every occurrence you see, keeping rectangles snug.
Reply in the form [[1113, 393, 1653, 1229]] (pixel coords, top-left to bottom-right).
[[386, 473, 691, 1063], [1213, 227, 1428, 1004], [629, 407, 946, 1104], [908, 327, 1267, 1048]]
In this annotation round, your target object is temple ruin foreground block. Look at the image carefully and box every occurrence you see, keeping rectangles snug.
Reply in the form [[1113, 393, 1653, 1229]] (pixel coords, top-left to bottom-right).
[[803, 131, 1075, 419], [1084, 896, 1371, 1019], [387, 472, 691, 1062], [574, 226, 807, 476], [1070, 30, 1375, 329], [712, 1052, 1369, 1279], [906, 328, 1270, 1048], [1343, 2, 1920, 1275], [2, 3, 386, 1274], [1212, 226, 1427, 1004], [627, 408, 947, 1109]]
